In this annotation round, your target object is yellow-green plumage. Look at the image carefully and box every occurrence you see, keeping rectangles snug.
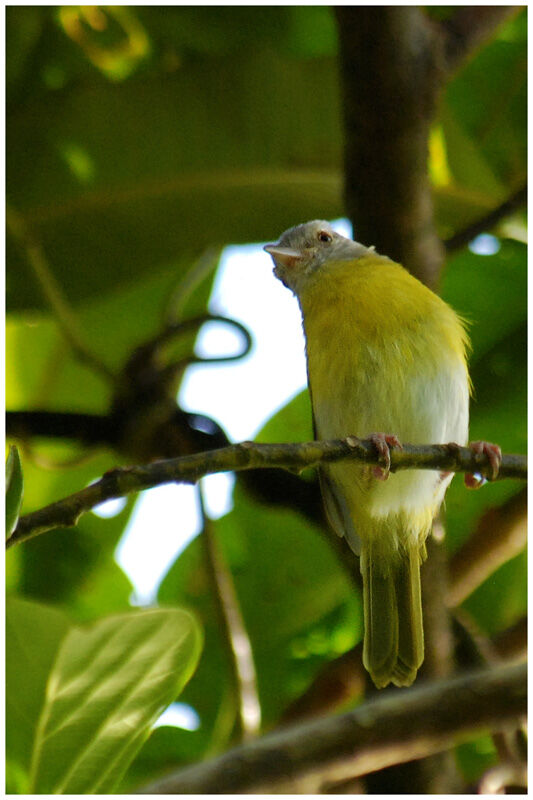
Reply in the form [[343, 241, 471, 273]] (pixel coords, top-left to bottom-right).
[[266, 221, 470, 688]]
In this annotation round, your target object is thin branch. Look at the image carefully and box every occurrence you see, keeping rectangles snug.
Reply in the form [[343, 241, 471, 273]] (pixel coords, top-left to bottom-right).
[[197, 485, 261, 741], [448, 487, 527, 607], [444, 184, 527, 252], [138, 662, 526, 794], [7, 438, 526, 549], [440, 6, 522, 75], [6, 204, 115, 383]]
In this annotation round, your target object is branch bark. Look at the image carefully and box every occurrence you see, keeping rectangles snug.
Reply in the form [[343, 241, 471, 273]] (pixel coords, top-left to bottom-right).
[[7, 437, 527, 548], [139, 661, 526, 795], [335, 7, 445, 288]]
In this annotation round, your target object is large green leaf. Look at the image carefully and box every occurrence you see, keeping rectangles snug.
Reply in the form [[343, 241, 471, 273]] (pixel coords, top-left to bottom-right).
[[7, 20, 342, 312], [28, 606, 202, 794], [6, 597, 71, 793], [443, 12, 526, 188], [7, 7, 525, 314]]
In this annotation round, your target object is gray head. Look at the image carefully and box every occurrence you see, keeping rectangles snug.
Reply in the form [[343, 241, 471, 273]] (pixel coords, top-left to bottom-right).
[[264, 220, 374, 295]]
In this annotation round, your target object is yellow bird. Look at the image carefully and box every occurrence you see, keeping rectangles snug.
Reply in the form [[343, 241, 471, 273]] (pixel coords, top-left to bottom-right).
[[265, 220, 500, 689]]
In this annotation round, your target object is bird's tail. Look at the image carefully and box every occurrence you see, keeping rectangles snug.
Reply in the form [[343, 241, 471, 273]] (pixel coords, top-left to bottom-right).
[[361, 538, 425, 689]]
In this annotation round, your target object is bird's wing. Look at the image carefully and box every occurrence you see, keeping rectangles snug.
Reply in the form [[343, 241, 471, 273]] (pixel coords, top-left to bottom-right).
[[318, 469, 360, 554], [311, 398, 361, 555]]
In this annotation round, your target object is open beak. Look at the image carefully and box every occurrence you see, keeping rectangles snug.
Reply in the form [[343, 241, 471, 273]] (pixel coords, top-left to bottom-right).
[[263, 245, 303, 269]]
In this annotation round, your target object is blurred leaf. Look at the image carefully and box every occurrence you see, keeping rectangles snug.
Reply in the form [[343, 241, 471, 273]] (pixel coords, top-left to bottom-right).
[[16, 508, 137, 624], [255, 388, 313, 443], [5, 6, 46, 93], [5, 444, 134, 617], [441, 240, 526, 361], [7, 40, 342, 312], [6, 445, 24, 536], [29, 607, 202, 794], [444, 14, 526, 188], [455, 734, 498, 785], [441, 240, 526, 553], [440, 102, 504, 199], [462, 551, 527, 636], [6, 596, 71, 792], [434, 9, 526, 240], [6, 257, 215, 416], [159, 482, 360, 753]]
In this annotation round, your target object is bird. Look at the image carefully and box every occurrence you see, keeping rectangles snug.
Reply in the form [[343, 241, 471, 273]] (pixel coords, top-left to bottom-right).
[[264, 220, 501, 689]]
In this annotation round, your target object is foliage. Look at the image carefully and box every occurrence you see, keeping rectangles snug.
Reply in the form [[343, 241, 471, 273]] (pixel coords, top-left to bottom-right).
[[6, 7, 526, 793], [6, 598, 201, 793]]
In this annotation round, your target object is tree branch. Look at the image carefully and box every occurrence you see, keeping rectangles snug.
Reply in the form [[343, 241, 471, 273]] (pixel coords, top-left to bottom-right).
[[139, 662, 526, 794], [335, 7, 445, 288], [6, 438, 526, 549], [440, 6, 522, 75], [444, 184, 527, 253]]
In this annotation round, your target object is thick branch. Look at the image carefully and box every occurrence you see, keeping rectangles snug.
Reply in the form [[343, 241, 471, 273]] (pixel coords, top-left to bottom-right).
[[6, 410, 116, 445], [139, 662, 526, 794], [7, 438, 526, 549], [441, 6, 522, 74], [335, 7, 445, 287]]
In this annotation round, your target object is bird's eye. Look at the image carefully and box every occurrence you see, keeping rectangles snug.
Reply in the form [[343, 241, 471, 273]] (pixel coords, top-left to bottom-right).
[[318, 231, 332, 243]]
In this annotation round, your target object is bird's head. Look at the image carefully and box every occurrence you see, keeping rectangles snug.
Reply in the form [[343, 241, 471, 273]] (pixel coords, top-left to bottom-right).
[[264, 220, 369, 295]]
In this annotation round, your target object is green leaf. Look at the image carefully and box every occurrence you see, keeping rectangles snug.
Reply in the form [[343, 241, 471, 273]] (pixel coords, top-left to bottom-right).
[[255, 389, 313, 444], [7, 17, 342, 312], [462, 551, 527, 636], [28, 607, 202, 794], [6, 597, 71, 792], [455, 734, 498, 784], [159, 482, 360, 746], [6, 445, 24, 536]]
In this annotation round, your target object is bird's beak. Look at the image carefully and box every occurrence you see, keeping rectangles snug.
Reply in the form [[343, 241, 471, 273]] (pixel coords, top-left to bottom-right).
[[263, 245, 304, 268]]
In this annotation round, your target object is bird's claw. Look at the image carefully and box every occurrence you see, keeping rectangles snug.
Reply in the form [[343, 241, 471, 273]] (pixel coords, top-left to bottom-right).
[[370, 433, 402, 481], [465, 441, 502, 489]]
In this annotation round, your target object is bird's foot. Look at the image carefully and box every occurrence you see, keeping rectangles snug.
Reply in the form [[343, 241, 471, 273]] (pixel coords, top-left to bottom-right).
[[369, 433, 402, 481], [465, 441, 502, 489]]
